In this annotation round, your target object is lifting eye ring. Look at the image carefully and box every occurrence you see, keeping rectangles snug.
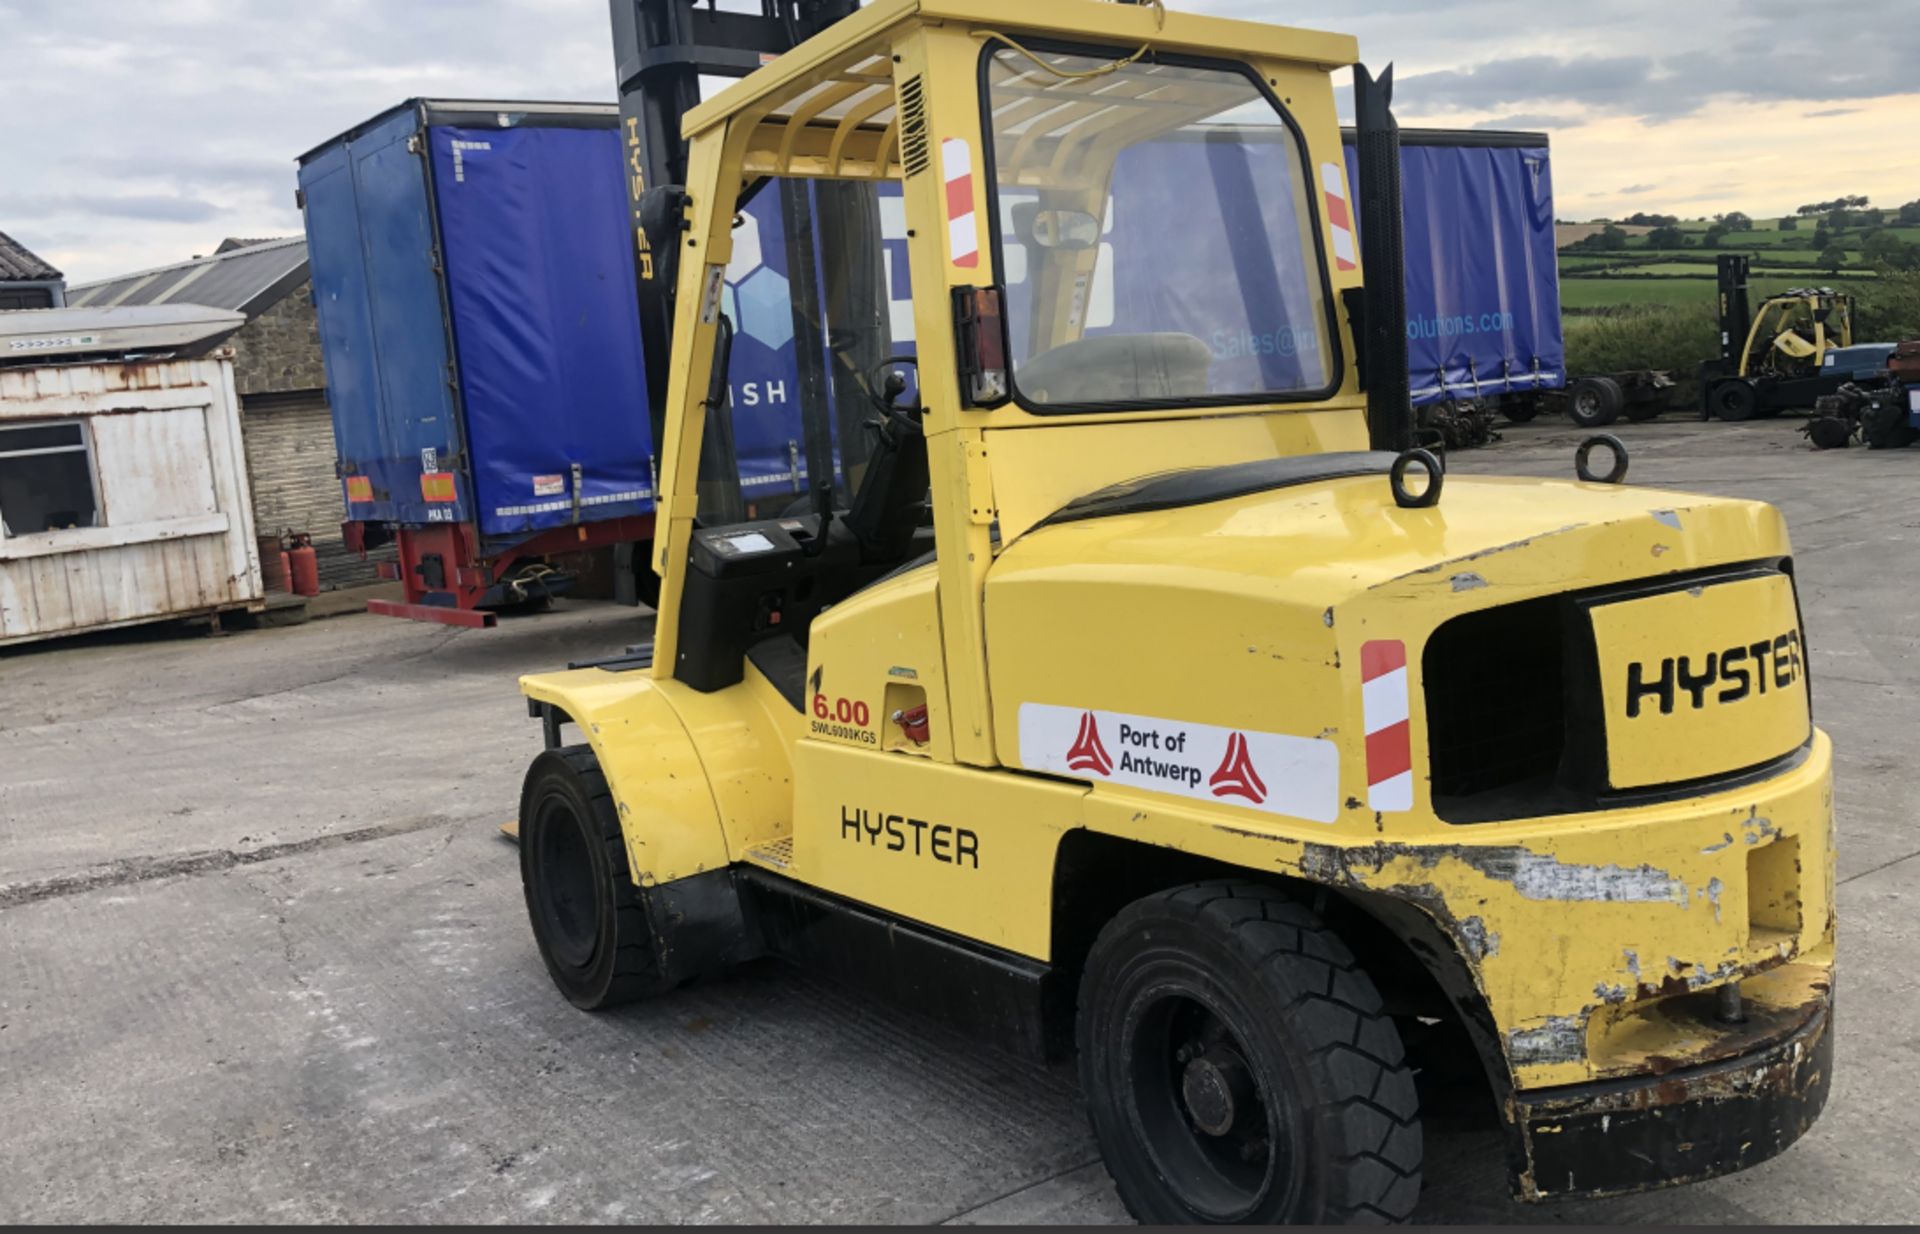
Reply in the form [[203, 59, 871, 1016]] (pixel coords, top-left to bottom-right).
[[1390, 448, 1444, 509], [1576, 434, 1630, 484]]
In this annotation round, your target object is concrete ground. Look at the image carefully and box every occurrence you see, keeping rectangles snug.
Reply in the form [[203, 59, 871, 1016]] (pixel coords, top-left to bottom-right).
[[1, 415, 1914, 1223]]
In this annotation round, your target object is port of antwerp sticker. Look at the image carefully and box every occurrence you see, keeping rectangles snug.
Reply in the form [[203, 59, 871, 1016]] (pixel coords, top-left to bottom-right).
[[1018, 703, 1340, 824]]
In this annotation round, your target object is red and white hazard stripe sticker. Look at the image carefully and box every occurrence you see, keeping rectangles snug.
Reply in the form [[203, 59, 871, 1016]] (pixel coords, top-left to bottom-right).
[[1361, 640, 1412, 811], [943, 137, 979, 269], [1321, 162, 1358, 272]]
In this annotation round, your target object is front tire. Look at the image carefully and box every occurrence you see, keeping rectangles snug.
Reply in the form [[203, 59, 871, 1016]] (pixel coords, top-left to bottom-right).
[[519, 745, 676, 1009], [1077, 882, 1422, 1224], [1710, 378, 1760, 421]]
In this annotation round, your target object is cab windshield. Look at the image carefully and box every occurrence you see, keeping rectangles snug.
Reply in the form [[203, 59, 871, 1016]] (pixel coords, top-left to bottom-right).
[[983, 49, 1337, 409]]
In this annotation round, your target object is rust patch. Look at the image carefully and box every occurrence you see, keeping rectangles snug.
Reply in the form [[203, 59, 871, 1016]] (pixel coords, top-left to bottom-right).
[[1508, 1014, 1588, 1067]]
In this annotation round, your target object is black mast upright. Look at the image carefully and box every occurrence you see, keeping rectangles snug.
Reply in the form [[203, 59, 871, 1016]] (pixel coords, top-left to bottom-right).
[[1353, 63, 1412, 454]]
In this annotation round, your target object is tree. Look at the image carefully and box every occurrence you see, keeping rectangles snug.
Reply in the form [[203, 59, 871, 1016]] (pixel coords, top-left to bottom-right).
[[1898, 200, 1920, 226], [1599, 224, 1629, 251], [1779, 216, 1798, 231], [1818, 244, 1847, 274], [1703, 225, 1728, 249], [1721, 211, 1753, 232], [1827, 207, 1854, 232], [1647, 224, 1688, 249], [1863, 230, 1919, 272], [1813, 224, 1832, 251]]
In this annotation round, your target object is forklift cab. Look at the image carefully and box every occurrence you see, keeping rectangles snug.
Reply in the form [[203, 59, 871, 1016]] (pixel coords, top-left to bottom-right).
[[644, 0, 1362, 729]]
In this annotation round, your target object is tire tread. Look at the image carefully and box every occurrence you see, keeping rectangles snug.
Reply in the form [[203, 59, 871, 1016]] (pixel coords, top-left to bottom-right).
[[1079, 880, 1422, 1224]]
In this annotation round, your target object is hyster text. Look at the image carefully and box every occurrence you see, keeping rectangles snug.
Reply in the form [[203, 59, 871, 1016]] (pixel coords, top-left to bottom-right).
[[840, 806, 979, 868]]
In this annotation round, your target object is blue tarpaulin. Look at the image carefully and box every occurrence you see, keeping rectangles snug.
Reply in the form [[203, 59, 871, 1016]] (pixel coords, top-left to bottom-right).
[[1344, 136, 1565, 406], [429, 126, 655, 538]]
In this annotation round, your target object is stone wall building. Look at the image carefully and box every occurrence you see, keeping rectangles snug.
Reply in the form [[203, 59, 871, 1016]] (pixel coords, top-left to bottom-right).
[[66, 238, 387, 590]]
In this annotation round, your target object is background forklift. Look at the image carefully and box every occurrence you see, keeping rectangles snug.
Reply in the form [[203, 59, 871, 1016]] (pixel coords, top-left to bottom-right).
[[1702, 252, 1894, 420], [510, 0, 1837, 1223]]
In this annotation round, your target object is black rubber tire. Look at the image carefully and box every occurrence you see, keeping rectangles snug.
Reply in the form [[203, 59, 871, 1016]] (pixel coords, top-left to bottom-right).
[[1565, 376, 1622, 428], [1710, 379, 1760, 421], [1806, 417, 1854, 450], [519, 745, 675, 1009], [1077, 881, 1422, 1225]]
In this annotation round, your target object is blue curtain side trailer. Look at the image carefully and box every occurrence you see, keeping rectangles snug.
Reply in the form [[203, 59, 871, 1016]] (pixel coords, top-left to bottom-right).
[[297, 100, 658, 627], [1342, 126, 1565, 430]]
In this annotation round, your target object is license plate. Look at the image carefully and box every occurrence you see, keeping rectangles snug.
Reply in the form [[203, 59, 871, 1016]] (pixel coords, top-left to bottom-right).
[[1591, 574, 1809, 789]]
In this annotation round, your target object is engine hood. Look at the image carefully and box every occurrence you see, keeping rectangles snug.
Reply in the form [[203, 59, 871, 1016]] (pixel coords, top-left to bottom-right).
[[994, 471, 1789, 612], [983, 470, 1795, 831]]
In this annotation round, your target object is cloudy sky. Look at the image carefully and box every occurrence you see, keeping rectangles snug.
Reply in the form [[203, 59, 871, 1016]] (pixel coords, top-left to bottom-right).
[[4, 0, 1918, 283]]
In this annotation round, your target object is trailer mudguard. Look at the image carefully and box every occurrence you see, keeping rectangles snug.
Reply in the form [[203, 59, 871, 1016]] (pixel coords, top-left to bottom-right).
[[519, 669, 728, 887]]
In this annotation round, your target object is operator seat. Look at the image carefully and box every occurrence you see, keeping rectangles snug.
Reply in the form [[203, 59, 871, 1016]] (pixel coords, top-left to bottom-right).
[[1018, 332, 1212, 404]]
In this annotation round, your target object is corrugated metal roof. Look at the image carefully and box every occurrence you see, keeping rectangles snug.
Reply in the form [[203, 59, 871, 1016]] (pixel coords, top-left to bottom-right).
[[0, 229, 63, 282], [66, 236, 307, 318]]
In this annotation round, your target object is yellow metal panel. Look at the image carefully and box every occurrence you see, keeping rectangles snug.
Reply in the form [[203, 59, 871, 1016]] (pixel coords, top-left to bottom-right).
[[986, 408, 1367, 542], [788, 739, 1083, 957], [519, 670, 727, 886], [803, 561, 957, 762], [1591, 574, 1809, 789]]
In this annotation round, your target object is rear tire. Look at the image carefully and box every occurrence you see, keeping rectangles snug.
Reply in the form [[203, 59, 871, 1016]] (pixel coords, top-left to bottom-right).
[[1077, 881, 1422, 1224], [519, 745, 676, 1009], [1566, 376, 1622, 428], [1710, 379, 1760, 421]]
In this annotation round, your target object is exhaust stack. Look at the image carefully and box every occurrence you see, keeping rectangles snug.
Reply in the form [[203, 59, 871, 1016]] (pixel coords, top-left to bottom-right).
[[1353, 64, 1412, 454]]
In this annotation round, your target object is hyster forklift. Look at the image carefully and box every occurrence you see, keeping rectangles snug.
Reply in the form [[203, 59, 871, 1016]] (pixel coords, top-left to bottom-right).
[[1702, 252, 1890, 420], [514, 0, 1836, 1222]]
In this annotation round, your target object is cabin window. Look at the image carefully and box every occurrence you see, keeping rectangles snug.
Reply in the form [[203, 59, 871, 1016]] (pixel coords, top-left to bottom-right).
[[0, 421, 99, 536]]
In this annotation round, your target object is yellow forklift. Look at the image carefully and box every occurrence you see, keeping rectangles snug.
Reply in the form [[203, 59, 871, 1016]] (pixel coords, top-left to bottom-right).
[[1703, 253, 1872, 420], [514, 0, 1835, 1221]]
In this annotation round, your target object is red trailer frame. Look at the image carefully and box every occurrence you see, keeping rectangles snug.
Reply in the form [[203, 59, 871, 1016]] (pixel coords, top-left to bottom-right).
[[348, 515, 654, 629]]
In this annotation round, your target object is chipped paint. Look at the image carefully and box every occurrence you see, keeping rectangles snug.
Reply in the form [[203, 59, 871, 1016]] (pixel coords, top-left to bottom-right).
[[1744, 813, 1780, 845], [1701, 833, 1735, 854], [1459, 916, 1500, 961], [1651, 509, 1683, 530], [1704, 876, 1725, 923], [1304, 841, 1689, 905], [1594, 981, 1629, 1004], [1624, 950, 1642, 982], [1509, 1014, 1588, 1067], [1451, 571, 1490, 592]]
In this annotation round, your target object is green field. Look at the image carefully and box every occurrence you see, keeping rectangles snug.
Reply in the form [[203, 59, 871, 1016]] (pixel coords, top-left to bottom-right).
[[1558, 209, 1914, 310], [1560, 275, 1878, 311]]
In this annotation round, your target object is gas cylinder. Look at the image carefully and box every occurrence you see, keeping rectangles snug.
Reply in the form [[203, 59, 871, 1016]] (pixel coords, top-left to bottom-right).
[[289, 536, 321, 597]]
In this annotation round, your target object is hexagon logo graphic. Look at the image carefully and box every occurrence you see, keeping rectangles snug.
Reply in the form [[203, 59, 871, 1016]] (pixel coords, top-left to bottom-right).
[[736, 266, 793, 350]]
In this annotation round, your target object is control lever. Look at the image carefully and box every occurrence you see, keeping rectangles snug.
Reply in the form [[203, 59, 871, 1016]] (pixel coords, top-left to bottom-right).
[[802, 482, 834, 557]]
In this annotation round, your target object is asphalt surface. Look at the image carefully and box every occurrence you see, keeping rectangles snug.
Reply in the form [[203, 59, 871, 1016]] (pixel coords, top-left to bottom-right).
[[2, 416, 1916, 1223]]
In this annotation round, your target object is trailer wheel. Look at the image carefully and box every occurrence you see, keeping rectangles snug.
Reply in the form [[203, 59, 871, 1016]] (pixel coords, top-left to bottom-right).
[[519, 745, 675, 1009], [1710, 379, 1760, 421], [1077, 881, 1422, 1225], [1501, 397, 1540, 424], [1566, 376, 1623, 428]]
